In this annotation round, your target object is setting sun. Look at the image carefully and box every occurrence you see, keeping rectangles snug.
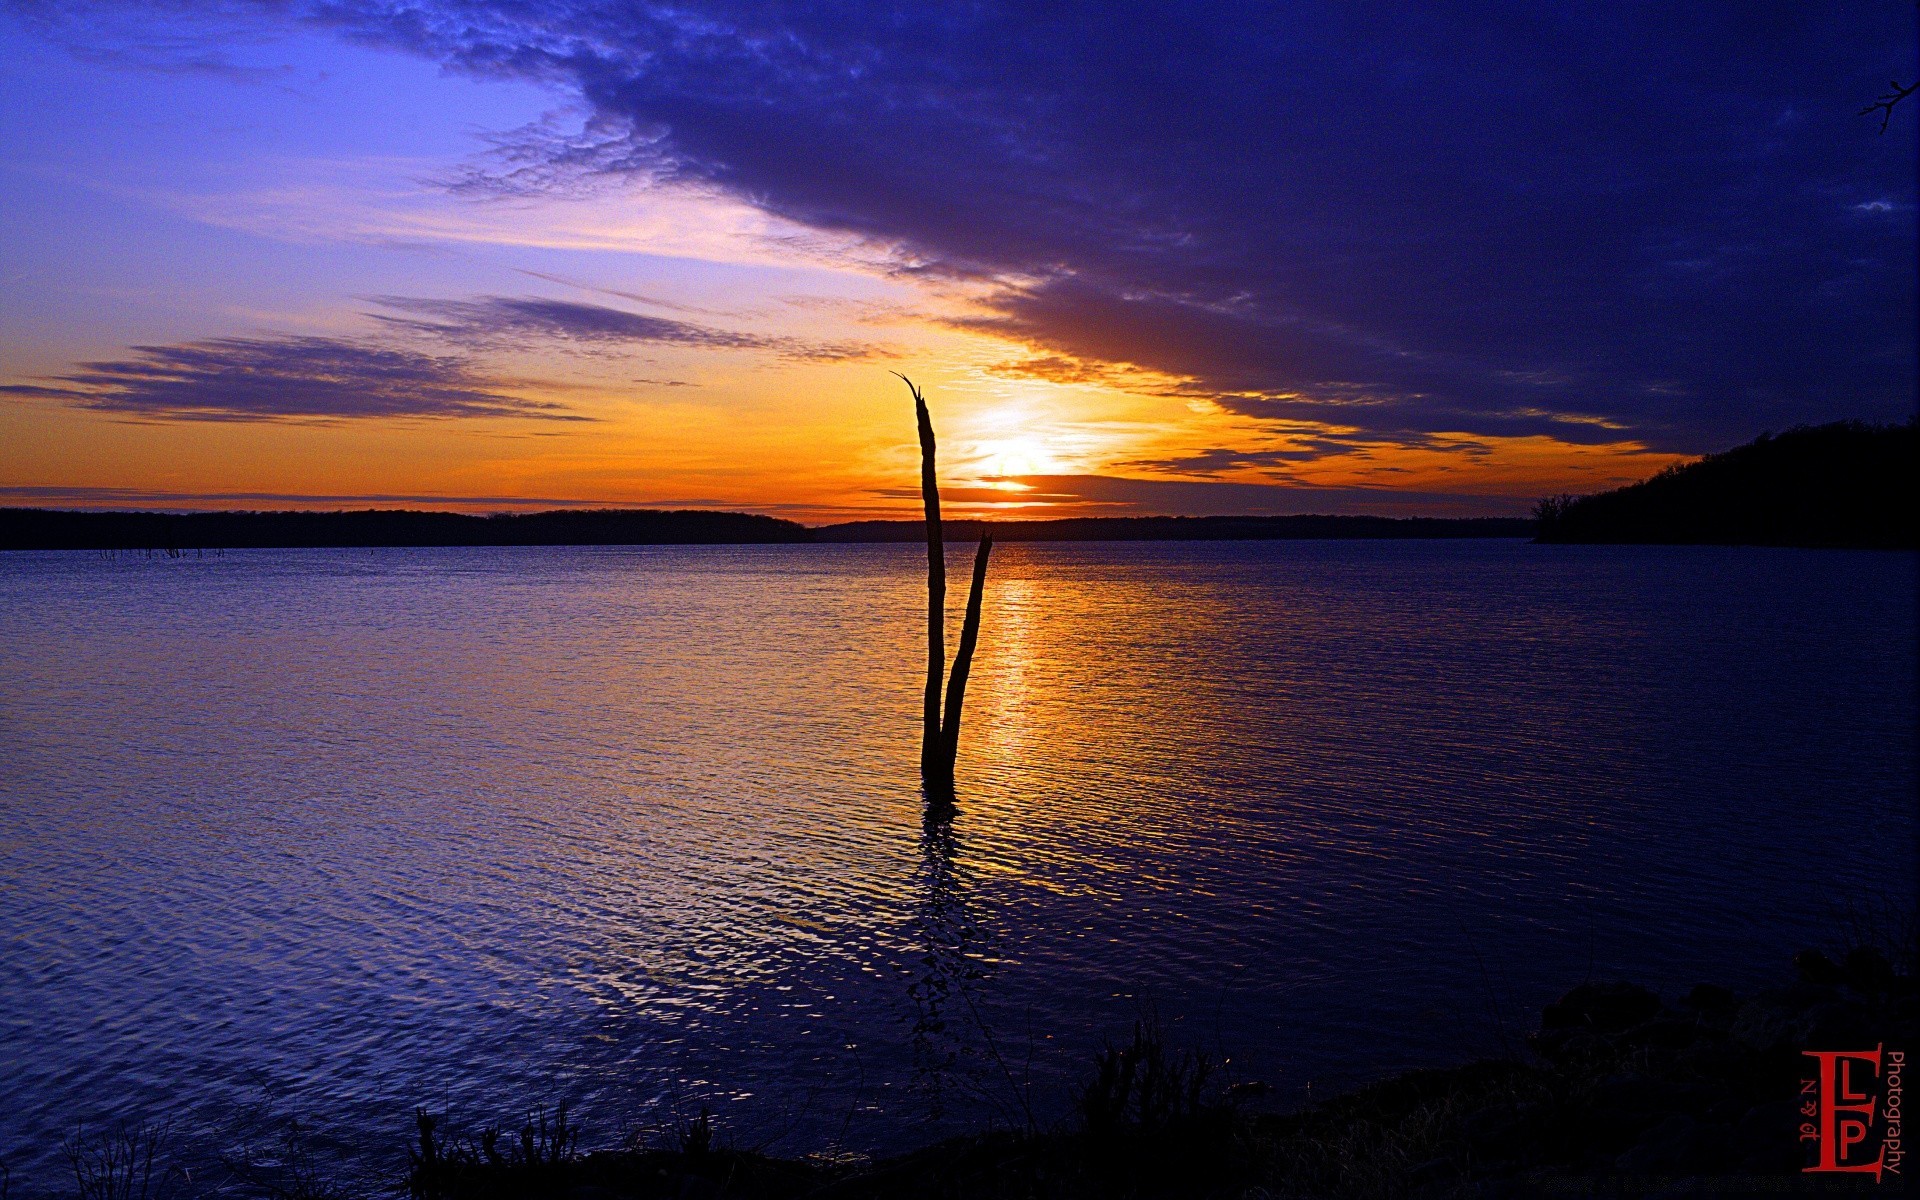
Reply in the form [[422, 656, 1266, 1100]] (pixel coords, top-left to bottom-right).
[[974, 435, 1059, 479]]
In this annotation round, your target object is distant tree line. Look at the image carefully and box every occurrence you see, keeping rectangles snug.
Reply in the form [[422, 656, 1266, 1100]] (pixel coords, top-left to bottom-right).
[[0, 508, 810, 552], [1533, 420, 1918, 549], [0, 508, 1533, 552]]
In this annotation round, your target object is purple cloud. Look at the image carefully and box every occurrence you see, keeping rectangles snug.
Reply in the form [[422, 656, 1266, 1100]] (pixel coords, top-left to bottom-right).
[[1, 335, 582, 422]]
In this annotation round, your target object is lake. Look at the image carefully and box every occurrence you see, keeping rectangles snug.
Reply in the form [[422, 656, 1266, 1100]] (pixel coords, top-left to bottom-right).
[[0, 540, 1913, 1189]]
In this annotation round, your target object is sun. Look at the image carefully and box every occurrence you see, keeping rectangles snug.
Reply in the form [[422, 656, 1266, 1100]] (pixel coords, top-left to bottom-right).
[[976, 434, 1058, 479]]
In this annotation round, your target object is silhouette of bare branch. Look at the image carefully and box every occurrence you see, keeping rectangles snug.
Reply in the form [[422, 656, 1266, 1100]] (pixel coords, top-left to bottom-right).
[[1861, 78, 1917, 133]]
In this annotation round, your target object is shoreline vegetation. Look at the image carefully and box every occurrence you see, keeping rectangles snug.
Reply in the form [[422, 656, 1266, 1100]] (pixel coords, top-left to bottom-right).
[[46, 947, 1915, 1199], [1535, 420, 1917, 550]]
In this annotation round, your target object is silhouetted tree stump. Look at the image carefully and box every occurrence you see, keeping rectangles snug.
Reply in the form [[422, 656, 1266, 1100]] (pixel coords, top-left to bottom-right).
[[897, 374, 994, 799]]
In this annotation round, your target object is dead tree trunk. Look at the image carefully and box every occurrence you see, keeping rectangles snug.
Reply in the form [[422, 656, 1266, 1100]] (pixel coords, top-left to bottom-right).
[[910, 378, 947, 781], [897, 373, 992, 794]]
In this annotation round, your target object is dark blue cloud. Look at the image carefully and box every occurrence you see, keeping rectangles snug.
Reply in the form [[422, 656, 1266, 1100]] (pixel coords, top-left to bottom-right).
[[0, 335, 583, 421], [1122, 437, 1481, 478], [32, 1, 1920, 448]]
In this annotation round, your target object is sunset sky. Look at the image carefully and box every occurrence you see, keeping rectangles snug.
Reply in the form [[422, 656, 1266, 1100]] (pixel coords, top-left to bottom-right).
[[1, 2, 1913, 522]]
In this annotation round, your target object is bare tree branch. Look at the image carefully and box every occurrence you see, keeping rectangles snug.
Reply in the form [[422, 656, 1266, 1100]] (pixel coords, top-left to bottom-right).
[[1862, 78, 1917, 134]]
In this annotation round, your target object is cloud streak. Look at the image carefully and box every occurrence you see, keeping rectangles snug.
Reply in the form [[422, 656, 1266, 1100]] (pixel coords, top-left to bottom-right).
[[1, 335, 582, 422], [370, 295, 770, 349], [369, 295, 892, 362], [3, 291, 896, 424]]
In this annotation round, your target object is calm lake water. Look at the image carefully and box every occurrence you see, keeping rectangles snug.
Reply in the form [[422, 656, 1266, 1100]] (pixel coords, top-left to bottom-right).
[[1, 540, 1914, 1189]]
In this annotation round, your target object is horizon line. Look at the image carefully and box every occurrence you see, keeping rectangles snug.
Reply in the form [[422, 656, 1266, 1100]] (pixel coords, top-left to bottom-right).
[[0, 501, 1537, 529], [0, 484, 1538, 525]]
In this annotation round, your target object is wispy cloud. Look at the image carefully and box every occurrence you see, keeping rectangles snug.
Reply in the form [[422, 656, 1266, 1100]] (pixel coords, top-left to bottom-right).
[[1123, 444, 1369, 476], [0, 336, 582, 422], [368, 294, 893, 363], [511, 268, 733, 317], [1121, 434, 1502, 477], [368, 295, 770, 350], [62, 40, 294, 83], [8, 5, 297, 84], [2, 288, 896, 425]]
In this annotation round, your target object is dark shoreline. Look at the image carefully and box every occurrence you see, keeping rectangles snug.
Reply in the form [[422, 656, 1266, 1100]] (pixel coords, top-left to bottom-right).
[[0, 508, 1536, 552], [391, 950, 1912, 1198]]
